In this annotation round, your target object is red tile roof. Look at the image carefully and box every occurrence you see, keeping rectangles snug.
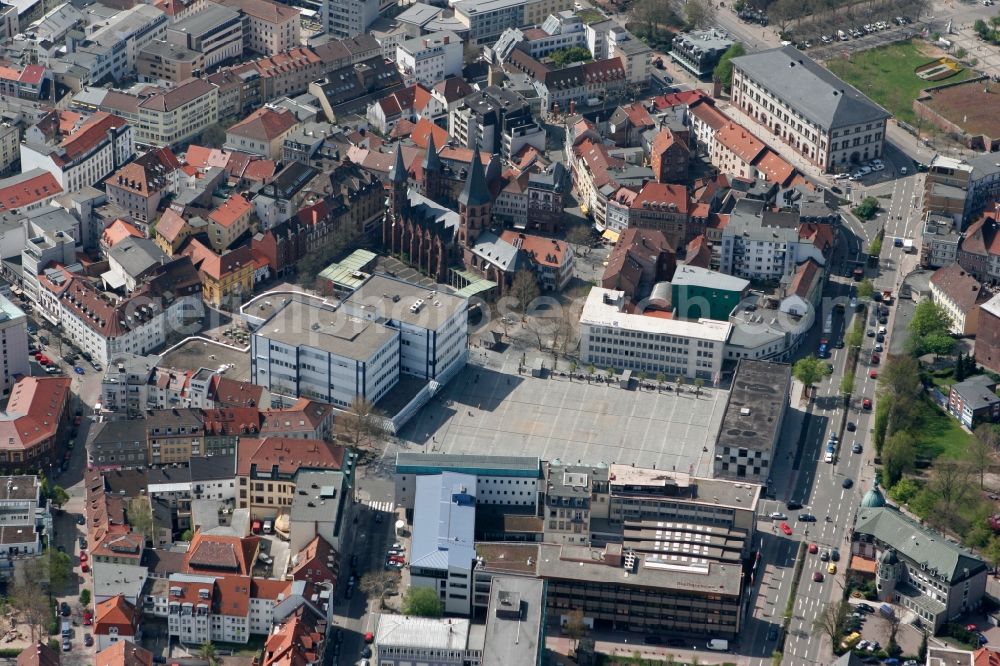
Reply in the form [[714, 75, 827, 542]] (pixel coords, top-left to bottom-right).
[[95, 641, 154, 666], [290, 535, 339, 586], [974, 647, 1000, 666], [101, 219, 144, 248], [790, 259, 822, 299], [411, 117, 449, 150], [799, 222, 833, 253], [573, 139, 624, 189], [18, 65, 45, 86], [753, 148, 797, 186], [209, 194, 252, 229], [432, 77, 473, 103], [715, 122, 767, 164], [962, 206, 1000, 257], [185, 532, 260, 575], [52, 112, 127, 167], [260, 399, 332, 436], [651, 89, 711, 110], [0, 170, 62, 212], [242, 159, 277, 183], [630, 182, 691, 214], [228, 107, 299, 143], [213, 575, 252, 617], [155, 209, 188, 244], [202, 406, 262, 436], [930, 263, 991, 312], [17, 642, 60, 666], [237, 437, 346, 477], [183, 238, 254, 280], [688, 101, 730, 131], [389, 119, 416, 139], [499, 230, 570, 268], [0, 377, 70, 456], [94, 595, 137, 637], [184, 145, 231, 170]]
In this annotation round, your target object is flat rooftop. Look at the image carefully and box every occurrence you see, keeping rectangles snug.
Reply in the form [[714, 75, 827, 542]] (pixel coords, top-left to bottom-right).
[[395, 452, 540, 476], [398, 360, 726, 473], [483, 576, 545, 666], [160, 338, 251, 382], [923, 79, 1000, 142], [258, 299, 397, 362], [581, 288, 732, 340], [609, 464, 761, 511], [343, 274, 467, 330], [534, 542, 743, 596], [716, 358, 791, 453], [0, 476, 37, 501]]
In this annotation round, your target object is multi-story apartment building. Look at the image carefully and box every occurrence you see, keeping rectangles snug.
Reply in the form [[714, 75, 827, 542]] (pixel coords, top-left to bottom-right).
[[947, 375, 1000, 429], [166, 4, 245, 70], [20, 112, 134, 194], [144, 408, 205, 465], [542, 461, 609, 546], [137, 41, 206, 83], [0, 475, 48, 559], [323, 0, 379, 39], [852, 488, 987, 631], [716, 199, 827, 282], [207, 194, 253, 253], [507, 50, 626, 119], [730, 46, 890, 172], [0, 377, 71, 470], [929, 263, 992, 336], [957, 205, 1000, 283], [0, 296, 30, 398], [60, 5, 169, 84], [455, 0, 575, 45], [627, 181, 692, 250], [976, 294, 1000, 374], [396, 31, 463, 88], [450, 85, 544, 160], [235, 436, 348, 519], [921, 212, 961, 269], [0, 121, 19, 177], [136, 78, 220, 147], [214, 0, 300, 56], [489, 11, 586, 64], [104, 147, 181, 228], [579, 288, 731, 381], [224, 107, 299, 160]]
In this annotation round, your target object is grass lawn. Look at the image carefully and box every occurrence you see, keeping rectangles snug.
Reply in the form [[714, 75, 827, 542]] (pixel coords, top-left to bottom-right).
[[916, 396, 973, 460], [825, 41, 975, 125]]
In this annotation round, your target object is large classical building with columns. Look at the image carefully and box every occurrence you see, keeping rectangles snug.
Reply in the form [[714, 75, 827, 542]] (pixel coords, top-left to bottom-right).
[[729, 46, 890, 173]]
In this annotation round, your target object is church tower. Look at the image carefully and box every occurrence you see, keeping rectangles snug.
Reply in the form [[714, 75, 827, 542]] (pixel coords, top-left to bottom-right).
[[458, 146, 491, 252], [384, 144, 408, 251]]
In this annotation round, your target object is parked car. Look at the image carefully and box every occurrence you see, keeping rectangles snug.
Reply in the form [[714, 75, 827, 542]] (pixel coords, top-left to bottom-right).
[[799, 513, 817, 522], [60, 602, 71, 617], [780, 522, 793, 535], [84, 634, 93, 647], [770, 511, 787, 520], [808, 543, 818, 554]]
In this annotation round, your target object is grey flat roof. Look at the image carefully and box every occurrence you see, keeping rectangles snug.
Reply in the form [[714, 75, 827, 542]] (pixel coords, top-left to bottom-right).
[[343, 274, 467, 331], [168, 3, 240, 38], [376, 615, 470, 650], [396, 2, 443, 26], [482, 576, 545, 666], [0, 476, 37, 500], [92, 562, 148, 598], [190, 454, 236, 481], [732, 45, 890, 130], [715, 359, 791, 453], [289, 470, 346, 521], [411, 472, 477, 571], [675, 28, 733, 52], [609, 464, 761, 511], [259, 299, 398, 362]]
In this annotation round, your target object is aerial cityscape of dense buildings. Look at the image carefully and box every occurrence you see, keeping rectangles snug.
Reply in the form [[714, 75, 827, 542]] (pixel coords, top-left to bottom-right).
[[3, 0, 1000, 664]]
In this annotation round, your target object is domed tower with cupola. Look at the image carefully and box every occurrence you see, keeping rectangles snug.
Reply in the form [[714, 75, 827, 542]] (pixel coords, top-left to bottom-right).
[[876, 547, 902, 601], [861, 481, 887, 509]]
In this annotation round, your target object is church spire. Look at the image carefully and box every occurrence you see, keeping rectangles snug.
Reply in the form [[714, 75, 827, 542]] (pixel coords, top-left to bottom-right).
[[389, 143, 407, 184], [458, 146, 490, 207], [423, 132, 441, 171]]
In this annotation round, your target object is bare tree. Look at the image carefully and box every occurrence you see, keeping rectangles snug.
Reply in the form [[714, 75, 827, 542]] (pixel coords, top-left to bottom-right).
[[510, 270, 540, 315], [10, 559, 52, 642], [967, 432, 995, 489], [360, 570, 400, 610], [127, 496, 155, 545], [338, 397, 389, 451], [680, 0, 716, 28], [812, 600, 850, 650], [563, 609, 589, 652], [926, 460, 975, 533]]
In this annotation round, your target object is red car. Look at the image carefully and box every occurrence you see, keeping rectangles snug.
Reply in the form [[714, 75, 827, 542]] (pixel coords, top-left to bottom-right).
[[871, 354, 880, 365], [862, 398, 872, 410], [81, 563, 89, 573], [808, 543, 818, 554], [79, 552, 88, 564], [779, 522, 793, 535], [869, 370, 878, 379], [364, 632, 375, 643], [82, 610, 92, 626]]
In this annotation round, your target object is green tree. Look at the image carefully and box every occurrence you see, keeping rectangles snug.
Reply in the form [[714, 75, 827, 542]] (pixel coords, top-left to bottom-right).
[[868, 235, 883, 257], [401, 586, 444, 617], [181, 529, 194, 541], [199, 124, 227, 148], [840, 372, 855, 398], [510, 269, 540, 314], [910, 300, 952, 338], [200, 641, 218, 666], [549, 46, 592, 66], [985, 536, 1000, 573], [846, 321, 864, 350], [792, 355, 832, 396], [79, 589, 91, 606], [920, 332, 956, 356], [49, 485, 69, 509], [853, 197, 880, 220], [888, 477, 922, 504], [857, 279, 875, 300], [713, 42, 746, 91], [882, 430, 917, 486], [127, 497, 155, 545], [956, 352, 967, 382]]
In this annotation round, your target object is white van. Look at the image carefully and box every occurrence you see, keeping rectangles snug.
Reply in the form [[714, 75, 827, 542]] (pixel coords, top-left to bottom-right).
[[263, 520, 273, 534], [707, 639, 729, 651]]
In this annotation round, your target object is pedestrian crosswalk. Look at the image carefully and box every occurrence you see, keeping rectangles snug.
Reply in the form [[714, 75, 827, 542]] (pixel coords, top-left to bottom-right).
[[366, 500, 395, 514]]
